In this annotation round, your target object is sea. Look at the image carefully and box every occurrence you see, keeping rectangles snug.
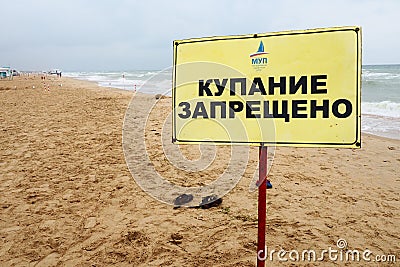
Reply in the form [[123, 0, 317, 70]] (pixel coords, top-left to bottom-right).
[[64, 65, 400, 140]]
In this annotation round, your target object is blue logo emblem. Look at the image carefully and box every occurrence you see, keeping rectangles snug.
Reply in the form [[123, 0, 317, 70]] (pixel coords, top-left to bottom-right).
[[250, 41, 269, 57], [250, 41, 269, 69]]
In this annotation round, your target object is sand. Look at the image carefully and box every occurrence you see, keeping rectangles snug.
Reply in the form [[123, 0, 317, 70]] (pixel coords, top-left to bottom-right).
[[0, 76, 399, 266]]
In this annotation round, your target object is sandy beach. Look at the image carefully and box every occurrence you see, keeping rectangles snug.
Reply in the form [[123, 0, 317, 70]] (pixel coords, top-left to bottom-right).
[[0, 76, 399, 266]]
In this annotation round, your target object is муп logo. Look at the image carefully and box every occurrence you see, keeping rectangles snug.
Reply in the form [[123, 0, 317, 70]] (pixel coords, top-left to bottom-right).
[[250, 41, 268, 67]]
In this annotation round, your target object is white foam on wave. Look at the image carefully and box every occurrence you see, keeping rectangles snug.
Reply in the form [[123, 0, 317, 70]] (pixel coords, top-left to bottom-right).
[[362, 114, 400, 140], [362, 101, 400, 118], [85, 75, 111, 82], [363, 71, 389, 78], [64, 72, 110, 82], [362, 71, 400, 80]]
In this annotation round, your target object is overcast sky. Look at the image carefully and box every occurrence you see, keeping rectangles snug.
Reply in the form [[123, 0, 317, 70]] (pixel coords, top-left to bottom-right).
[[1, 0, 399, 71]]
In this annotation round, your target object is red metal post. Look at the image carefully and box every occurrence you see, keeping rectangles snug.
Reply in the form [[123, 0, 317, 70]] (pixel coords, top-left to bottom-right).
[[257, 145, 268, 266]]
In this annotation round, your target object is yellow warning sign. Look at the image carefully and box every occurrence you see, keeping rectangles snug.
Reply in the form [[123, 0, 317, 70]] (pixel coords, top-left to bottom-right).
[[172, 26, 362, 148]]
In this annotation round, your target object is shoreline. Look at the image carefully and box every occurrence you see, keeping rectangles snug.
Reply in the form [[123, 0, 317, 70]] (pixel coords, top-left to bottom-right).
[[1, 75, 398, 143], [4, 75, 398, 143], [0, 76, 399, 266], [65, 74, 400, 141], [361, 113, 400, 141]]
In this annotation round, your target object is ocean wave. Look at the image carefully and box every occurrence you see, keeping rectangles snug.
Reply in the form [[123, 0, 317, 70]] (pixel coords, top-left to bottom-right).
[[362, 101, 400, 118], [362, 71, 400, 80], [84, 75, 112, 82], [145, 71, 158, 76], [362, 114, 400, 140]]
